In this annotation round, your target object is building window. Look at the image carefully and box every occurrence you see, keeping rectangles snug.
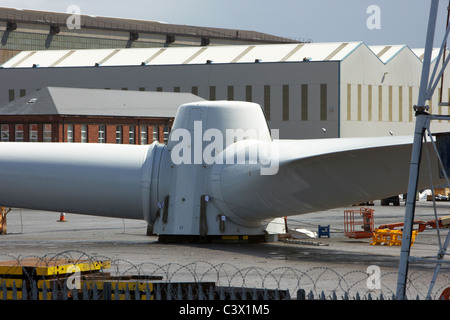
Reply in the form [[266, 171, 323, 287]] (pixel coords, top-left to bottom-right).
[[347, 84, 352, 121], [246, 85, 252, 102], [399, 86, 403, 122], [1, 124, 9, 141], [116, 126, 122, 144], [153, 126, 159, 142], [129, 125, 135, 144], [378, 85, 383, 121], [29, 124, 38, 142], [389, 85, 393, 122], [320, 84, 328, 121], [264, 85, 271, 121], [228, 86, 234, 101], [357, 84, 362, 121], [301, 84, 308, 121], [98, 125, 106, 143], [209, 86, 216, 101], [81, 125, 87, 143], [43, 124, 52, 142], [8, 89, 14, 102], [20, 89, 26, 97], [66, 124, 73, 142], [164, 125, 170, 144], [282, 85, 289, 121], [140, 126, 147, 145], [15, 124, 23, 142], [368, 85, 373, 122], [174, 87, 180, 92], [191, 86, 198, 95]]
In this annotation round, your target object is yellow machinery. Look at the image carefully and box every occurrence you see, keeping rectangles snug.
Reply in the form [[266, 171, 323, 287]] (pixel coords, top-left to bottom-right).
[[0, 207, 10, 234]]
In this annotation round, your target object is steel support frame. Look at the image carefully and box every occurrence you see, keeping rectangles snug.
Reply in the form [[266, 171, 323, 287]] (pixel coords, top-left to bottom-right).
[[396, 0, 435, 299], [396, 0, 450, 299]]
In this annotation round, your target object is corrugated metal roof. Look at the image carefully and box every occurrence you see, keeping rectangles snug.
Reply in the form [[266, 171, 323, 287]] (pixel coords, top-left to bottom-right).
[[1, 42, 437, 69], [1, 42, 364, 68], [411, 48, 447, 62], [0, 87, 205, 117], [368, 45, 407, 63]]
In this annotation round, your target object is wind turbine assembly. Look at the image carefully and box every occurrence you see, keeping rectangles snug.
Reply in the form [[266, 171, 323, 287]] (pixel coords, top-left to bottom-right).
[[0, 100, 445, 242]]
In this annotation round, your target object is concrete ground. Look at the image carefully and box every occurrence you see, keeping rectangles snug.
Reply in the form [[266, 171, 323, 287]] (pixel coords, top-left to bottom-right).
[[1, 199, 449, 299]]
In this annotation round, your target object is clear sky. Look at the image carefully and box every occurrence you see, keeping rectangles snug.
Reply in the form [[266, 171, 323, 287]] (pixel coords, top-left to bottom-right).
[[1, 0, 449, 48]]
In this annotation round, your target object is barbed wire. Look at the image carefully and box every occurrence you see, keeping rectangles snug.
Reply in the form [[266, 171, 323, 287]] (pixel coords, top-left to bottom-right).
[[0, 250, 449, 300]]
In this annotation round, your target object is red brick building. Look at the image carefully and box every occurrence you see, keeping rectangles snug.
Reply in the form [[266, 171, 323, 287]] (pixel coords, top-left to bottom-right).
[[0, 87, 203, 144]]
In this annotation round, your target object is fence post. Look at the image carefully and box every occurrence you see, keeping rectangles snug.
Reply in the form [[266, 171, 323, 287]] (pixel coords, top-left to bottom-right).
[[230, 287, 236, 300], [297, 289, 305, 300], [274, 289, 280, 300], [240, 287, 247, 300], [31, 281, 37, 300], [219, 286, 225, 300], [22, 281, 27, 300], [135, 282, 141, 301], [114, 282, 120, 300], [285, 289, 291, 300], [251, 287, 258, 300], [331, 291, 337, 300], [125, 283, 130, 300], [178, 284, 183, 300], [62, 281, 68, 300], [319, 290, 326, 300], [198, 284, 205, 300], [92, 282, 99, 300], [12, 281, 17, 300], [42, 280, 47, 300], [263, 288, 269, 300], [72, 287, 78, 300], [155, 284, 161, 300], [82, 282, 89, 300], [145, 283, 151, 300], [166, 283, 172, 300], [52, 281, 59, 300], [103, 282, 112, 301], [2, 280, 7, 300], [208, 285, 215, 300]]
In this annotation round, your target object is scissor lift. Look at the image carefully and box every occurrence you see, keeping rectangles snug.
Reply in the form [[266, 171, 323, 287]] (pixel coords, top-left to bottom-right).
[[344, 207, 374, 239]]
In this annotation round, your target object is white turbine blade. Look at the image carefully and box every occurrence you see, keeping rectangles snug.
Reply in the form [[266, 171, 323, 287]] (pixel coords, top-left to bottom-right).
[[0, 142, 155, 220], [215, 136, 441, 223]]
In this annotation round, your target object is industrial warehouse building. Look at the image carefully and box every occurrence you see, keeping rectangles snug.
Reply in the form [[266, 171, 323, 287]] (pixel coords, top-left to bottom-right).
[[1, 41, 450, 139], [0, 6, 299, 64], [0, 87, 203, 143]]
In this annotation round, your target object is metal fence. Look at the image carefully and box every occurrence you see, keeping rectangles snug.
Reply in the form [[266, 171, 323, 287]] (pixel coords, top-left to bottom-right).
[[1, 250, 449, 300]]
